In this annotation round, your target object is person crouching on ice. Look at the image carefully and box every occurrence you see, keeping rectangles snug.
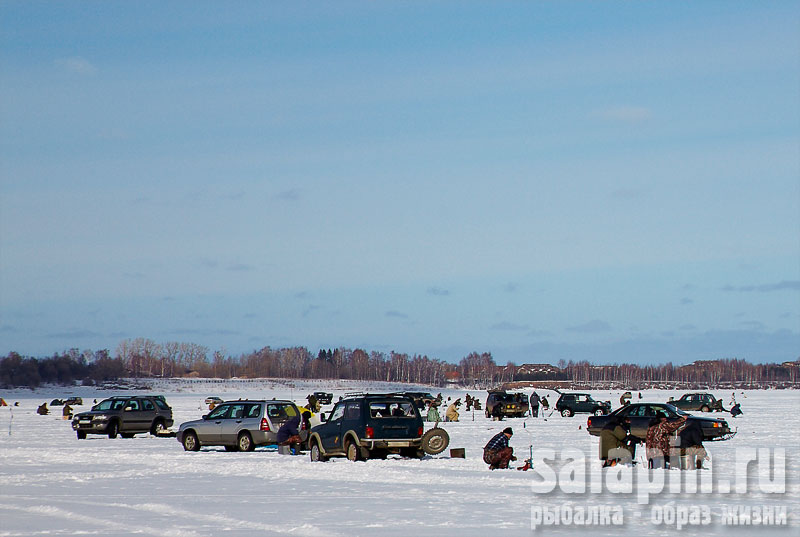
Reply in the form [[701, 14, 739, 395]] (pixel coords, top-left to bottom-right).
[[483, 427, 516, 470]]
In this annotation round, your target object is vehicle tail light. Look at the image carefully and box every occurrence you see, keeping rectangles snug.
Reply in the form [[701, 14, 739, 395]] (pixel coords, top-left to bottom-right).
[[366, 426, 374, 439], [417, 426, 424, 437], [587, 418, 592, 428], [713, 422, 720, 428], [260, 418, 270, 432]]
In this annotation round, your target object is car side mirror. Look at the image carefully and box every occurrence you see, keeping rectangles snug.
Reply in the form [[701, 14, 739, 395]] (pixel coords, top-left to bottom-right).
[[124, 406, 133, 412], [202, 414, 209, 420]]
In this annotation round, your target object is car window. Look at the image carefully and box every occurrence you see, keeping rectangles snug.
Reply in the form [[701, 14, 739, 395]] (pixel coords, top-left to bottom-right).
[[344, 402, 361, 420], [95, 400, 114, 411], [230, 404, 246, 419], [111, 400, 127, 410], [267, 403, 297, 420], [154, 399, 169, 410], [142, 399, 155, 411], [370, 401, 414, 418], [208, 405, 231, 420], [329, 403, 345, 422], [126, 400, 140, 411], [246, 404, 261, 418]]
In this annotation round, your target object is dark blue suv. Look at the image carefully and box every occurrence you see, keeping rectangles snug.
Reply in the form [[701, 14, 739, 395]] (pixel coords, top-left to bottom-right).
[[308, 394, 448, 461]]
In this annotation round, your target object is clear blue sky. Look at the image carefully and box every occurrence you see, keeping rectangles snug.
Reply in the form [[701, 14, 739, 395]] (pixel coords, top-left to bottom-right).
[[1, 2, 798, 366]]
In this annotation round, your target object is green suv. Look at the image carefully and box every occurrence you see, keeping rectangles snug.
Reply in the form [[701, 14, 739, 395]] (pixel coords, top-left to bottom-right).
[[308, 394, 449, 462]]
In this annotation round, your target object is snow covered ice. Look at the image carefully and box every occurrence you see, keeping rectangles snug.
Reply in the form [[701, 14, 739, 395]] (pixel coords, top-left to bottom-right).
[[0, 379, 797, 536]]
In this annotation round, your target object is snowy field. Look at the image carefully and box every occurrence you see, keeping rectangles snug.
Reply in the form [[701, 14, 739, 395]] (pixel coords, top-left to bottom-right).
[[0, 379, 797, 536]]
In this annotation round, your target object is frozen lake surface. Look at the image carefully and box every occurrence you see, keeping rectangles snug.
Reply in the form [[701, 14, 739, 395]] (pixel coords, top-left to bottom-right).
[[1, 379, 797, 536]]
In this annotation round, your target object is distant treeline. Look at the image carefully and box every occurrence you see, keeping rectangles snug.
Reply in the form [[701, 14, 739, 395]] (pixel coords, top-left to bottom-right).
[[1, 337, 798, 388], [0, 350, 125, 388]]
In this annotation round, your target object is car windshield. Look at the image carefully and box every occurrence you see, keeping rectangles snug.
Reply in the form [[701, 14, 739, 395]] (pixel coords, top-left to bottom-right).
[[93, 399, 127, 411], [493, 393, 515, 402]]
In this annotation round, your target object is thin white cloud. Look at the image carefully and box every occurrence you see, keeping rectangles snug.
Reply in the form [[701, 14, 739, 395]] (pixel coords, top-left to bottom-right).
[[55, 56, 97, 75]]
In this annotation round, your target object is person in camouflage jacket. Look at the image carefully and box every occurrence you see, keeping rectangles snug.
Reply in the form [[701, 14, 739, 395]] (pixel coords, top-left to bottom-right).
[[645, 413, 687, 468]]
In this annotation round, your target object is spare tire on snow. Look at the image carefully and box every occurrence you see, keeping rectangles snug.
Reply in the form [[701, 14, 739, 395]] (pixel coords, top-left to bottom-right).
[[421, 427, 450, 455]]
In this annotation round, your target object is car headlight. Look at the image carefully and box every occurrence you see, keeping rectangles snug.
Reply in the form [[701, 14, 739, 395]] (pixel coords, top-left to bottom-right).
[[93, 414, 109, 421]]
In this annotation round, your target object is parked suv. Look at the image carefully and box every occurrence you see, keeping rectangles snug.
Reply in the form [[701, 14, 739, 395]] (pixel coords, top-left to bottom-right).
[[555, 393, 611, 417], [669, 393, 725, 412], [72, 396, 173, 439], [308, 394, 449, 462], [177, 400, 302, 452], [485, 391, 529, 418], [312, 392, 334, 405]]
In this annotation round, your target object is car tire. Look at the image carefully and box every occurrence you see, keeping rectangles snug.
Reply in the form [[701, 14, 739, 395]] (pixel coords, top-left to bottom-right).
[[107, 421, 119, 439], [237, 432, 254, 452], [182, 431, 200, 451], [421, 427, 450, 455], [150, 419, 167, 436], [310, 440, 327, 462], [345, 439, 362, 462], [701, 406, 710, 413], [76, 431, 86, 439], [561, 409, 573, 417], [593, 408, 605, 416]]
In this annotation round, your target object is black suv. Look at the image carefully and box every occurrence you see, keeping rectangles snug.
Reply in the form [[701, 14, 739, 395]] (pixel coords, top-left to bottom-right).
[[669, 393, 725, 412], [555, 393, 611, 417], [72, 396, 173, 439], [485, 391, 529, 418], [312, 392, 334, 405], [308, 394, 449, 461]]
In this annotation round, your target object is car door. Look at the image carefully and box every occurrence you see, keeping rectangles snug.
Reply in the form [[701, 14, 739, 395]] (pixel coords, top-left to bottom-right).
[[319, 402, 346, 452], [121, 398, 146, 432], [195, 404, 231, 444], [140, 398, 158, 431], [218, 403, 248, 445]]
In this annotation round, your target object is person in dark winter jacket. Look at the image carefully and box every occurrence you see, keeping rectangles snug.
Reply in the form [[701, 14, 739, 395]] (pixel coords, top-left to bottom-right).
[[37, 403, 49, 415], [730, 403, 742, 417], [679, 420, 708, 469], [529, 392, 540, 417], [483, 427, 515, 470], [277, 411, 311, 449]]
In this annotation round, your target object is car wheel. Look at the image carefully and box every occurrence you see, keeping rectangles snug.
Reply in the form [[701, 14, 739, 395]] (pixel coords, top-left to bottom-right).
[[150, 419, 167, 436], [561, 409, 573, 417], [345, 440, 362, 461], [76, 431, 86, 439], [421, 427, 450, 455], [182, 431, 200, 452], [593, 408, 605, 416], [237, 432, 254, 452], [310, 440, 327, 462], [107, 421, 119, 439], [701, 406, 710, 413]]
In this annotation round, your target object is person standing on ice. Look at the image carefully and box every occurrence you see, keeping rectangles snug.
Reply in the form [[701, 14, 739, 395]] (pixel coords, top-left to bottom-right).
[[483, 427, 516, 470], [645, 412, 686, 468], [529, 392, 540, 417]]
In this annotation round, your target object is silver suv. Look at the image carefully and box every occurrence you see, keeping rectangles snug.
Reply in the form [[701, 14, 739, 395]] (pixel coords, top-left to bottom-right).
[[177, 400, 301, 452]]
